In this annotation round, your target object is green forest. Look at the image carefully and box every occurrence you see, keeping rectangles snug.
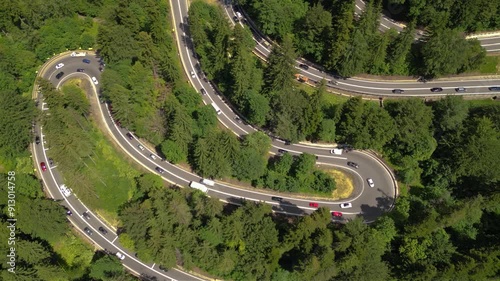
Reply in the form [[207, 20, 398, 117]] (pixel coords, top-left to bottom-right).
[[235, 0, 497, 78], [0, 0, 499, 280]]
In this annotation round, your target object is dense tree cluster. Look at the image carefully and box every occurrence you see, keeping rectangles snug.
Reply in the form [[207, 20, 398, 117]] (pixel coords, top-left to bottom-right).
[[238, 0, 487, 77], [0, 172, 135, 281]]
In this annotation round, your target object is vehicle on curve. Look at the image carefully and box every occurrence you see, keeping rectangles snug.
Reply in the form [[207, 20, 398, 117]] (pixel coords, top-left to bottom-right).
[[340, 202, 352, 209], [71, 52, 87, 57], [98, 227, 108, 235], [150, 154, 157, 160], [91, 77, 98, 85], [211, 102, 222, 115], [299, 64, 309, 70], [332, 211, 343, 217], [155, 167, 165, 174], [295, 74, 309, 83], [309, 202, 319, 208], [347, 161, 359, 169], [35, 136, 40, 144], [392, 89, 404, 94], [271, 196, 283, 202], [59, 184, 72, 197], [116, 252, 126, 260], [84, 227, 93, 236], [455, 87, 466, 92], [367, 178, 375, 188], [77, 68, 85, 72], [201, 178, 215, 187], [330, 148, 343, 155], [82, 211, 91, 220], [126, 132, 134, 139], [56, 72, 64, 79], [137, 144, 145, 151], [277, 149, 288, 154], [200, 88, 206, 95], [40, 162, 47, 172], [189, 181, 208, 193], [430, 87, 443, 92], [82, 59, 91, 64], [190, 71, 196, 78], [55, 63, 64, 69]]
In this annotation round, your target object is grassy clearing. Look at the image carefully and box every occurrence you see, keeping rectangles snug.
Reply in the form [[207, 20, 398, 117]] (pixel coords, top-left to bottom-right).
[[478, 56, 500, 74], [50, 82, 140, 225], [466, 98, 499, 108], [296, 80, 350, 107], [325, 169, 354, 200]]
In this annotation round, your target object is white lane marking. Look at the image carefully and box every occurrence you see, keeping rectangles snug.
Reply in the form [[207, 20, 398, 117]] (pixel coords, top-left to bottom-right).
[[112, 236, 118, 243], [481, 42, 500, 46], [151, 263, 155, 269]]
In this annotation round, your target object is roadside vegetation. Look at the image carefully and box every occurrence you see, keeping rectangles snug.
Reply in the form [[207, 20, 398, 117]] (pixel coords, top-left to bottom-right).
[[237, 0, 494, 78], [0, 0, 499, 280]]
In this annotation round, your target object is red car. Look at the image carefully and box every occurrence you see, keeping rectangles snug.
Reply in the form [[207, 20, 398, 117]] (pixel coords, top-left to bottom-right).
[[309, 202, 319, 208], [40, 162, 47, 172], [332, 211, 343, 217]]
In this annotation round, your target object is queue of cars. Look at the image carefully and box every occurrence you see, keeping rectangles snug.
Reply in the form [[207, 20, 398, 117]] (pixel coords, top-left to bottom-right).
[[392, 86, 500, 94]]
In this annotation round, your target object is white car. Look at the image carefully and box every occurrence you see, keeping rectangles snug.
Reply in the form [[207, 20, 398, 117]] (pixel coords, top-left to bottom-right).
[[190, 71, 196, 78], [59, 184, 71, 197], [330, 148, 343, 155], [340, 202, 352, 209], [116, 252, 125, 260], [150, 154, 157, 160], [367, 178, 375, 188], [55, 63, 64, 69], [91, 77, 98, 85], [138, 144, 145, 151]]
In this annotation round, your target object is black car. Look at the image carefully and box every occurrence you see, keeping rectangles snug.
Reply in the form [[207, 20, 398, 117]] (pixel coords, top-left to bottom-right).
[[126, 132, 134, 140], [233, 16, 239, 22], [98, 226, 108, 235], [155, 167, 165, 174], [271, 196, 283, 202], [35, 136, 40, 144], [159, 265, 168, 272], [66, 209, 72, 216], [455, 87, 466, 92], [82, 59, 91, 64], [284, 140, 291, 145], [277, 149, 288, 154], [299, 64, 309, 70], [347, 161, 359, 169], [84, 227, 93, 236], [392, 89, 404, 94], [77, 68, 85, 72], [430, 87, 443, 92], [200, 88, 206, 95], [82, 212, 91, 220], [55, 72, 64, 79], [488, 86, 500, 91]]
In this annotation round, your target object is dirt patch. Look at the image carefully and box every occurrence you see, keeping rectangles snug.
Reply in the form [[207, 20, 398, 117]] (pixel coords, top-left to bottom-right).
[[325, 169, 354, 200]]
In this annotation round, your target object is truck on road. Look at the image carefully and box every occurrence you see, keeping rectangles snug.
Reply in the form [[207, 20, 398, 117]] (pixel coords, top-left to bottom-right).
[[71, 52, 87, 57], [295, 74, 309, 83], [211, 102, 222, 115], [189, 181, 208, 193]]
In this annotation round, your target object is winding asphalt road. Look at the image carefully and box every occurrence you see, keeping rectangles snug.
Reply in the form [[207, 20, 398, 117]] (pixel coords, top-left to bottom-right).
[[223, 2, 500, 97], [34, 51, 395, 280]]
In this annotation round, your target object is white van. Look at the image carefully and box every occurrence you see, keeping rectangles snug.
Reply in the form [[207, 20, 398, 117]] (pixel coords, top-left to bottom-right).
[[201, 178, 215, 186], [211, 102, 222, 115], [189, 181, 208, 193], [330, 148, 343, 155]]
